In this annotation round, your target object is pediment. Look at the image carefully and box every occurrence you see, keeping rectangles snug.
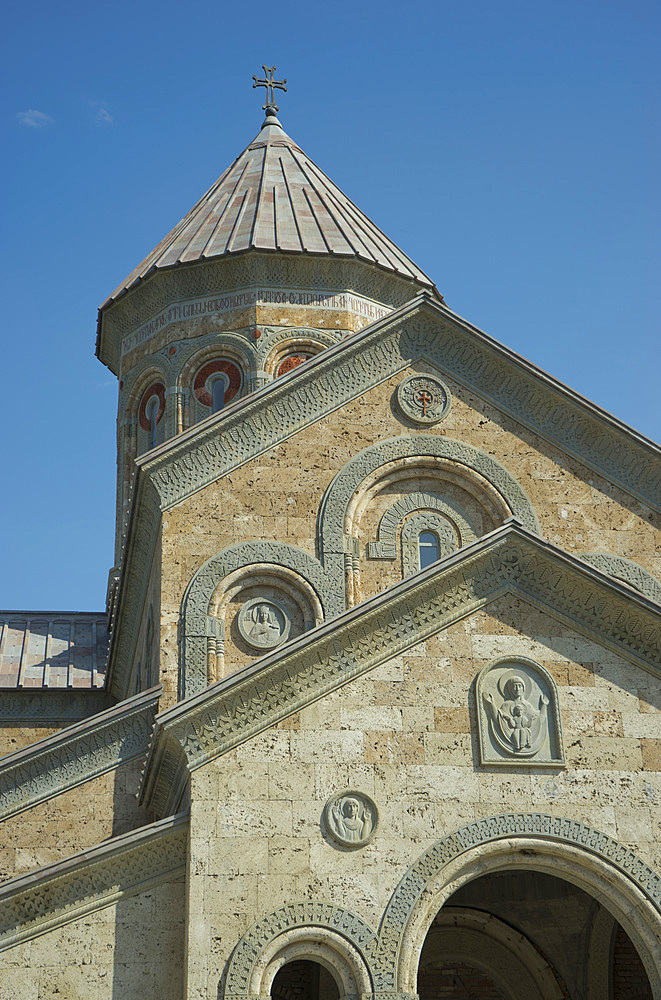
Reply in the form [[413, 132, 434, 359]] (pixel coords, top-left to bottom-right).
[[140, 522, 661, 817]]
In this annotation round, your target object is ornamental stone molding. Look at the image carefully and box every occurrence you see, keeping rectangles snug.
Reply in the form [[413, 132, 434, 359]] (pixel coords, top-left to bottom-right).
[[580, 552, 661, 604], [317, 435, 541, 591], [180, 541, 337, 698], [107, 293, 661, 699], [375, 813, 661, 991], [367, 491, 478, 560], [0, 689, 108, 724], [141, 523, 661, 817], [99, 253, 416, 370], [0, 812, 187, 952], [224, 901, 379, 998], [220, 816, 660, 998], [0, 685, 161, 822]]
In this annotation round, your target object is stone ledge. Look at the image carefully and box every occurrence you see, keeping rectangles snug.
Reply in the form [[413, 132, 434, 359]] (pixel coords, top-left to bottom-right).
[[0, 811, 187, 951], [0, 685, 161, 822]]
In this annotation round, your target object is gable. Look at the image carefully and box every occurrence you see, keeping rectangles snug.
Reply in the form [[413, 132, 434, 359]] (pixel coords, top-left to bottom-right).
[[107, 295, 661, 700], [140, 524, 661, 817]]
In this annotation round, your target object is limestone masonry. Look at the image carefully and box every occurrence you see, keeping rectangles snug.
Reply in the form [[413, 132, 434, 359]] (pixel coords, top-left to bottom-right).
[[1, 96, 659, 1000]]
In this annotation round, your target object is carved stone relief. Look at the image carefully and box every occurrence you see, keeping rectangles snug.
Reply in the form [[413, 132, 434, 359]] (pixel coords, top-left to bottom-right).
[[323, 790, 379, 848], [580, 552, 661, 604], [395, 373, 451, 425], [237, 597, 291, 651], [476, 657, 565, 766]]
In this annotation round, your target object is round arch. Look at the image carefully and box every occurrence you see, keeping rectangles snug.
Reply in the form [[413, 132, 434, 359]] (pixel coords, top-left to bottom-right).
[[180, 540, 337, 697], [376, 814, 660, 997], [418, 907, 564, 1000], [223, 902, 376, 1000]]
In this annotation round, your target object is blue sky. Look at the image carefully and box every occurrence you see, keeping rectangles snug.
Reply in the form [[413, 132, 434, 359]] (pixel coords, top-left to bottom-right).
[[1, 0, 659, 611]]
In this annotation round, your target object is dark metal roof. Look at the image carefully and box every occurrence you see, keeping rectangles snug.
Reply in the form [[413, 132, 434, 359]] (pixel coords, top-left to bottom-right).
[[101, 110, 435, 310], [0, 612, 108, 689]]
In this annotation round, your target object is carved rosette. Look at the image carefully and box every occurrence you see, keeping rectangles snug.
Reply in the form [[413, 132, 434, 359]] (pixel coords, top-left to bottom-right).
[[395, 374, 451, 425], [323, 790, 379, 848]]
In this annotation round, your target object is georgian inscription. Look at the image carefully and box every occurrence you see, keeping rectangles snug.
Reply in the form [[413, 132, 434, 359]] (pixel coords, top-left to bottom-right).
[[476, 657, 565, 767], [121, 289, 390, 356], [396, 374, 451, 425], [237, 597, 291, 651], [324, 790, 379, 848]]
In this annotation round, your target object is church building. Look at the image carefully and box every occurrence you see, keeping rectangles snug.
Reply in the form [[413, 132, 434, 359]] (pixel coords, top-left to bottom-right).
[[1, 71, 660, 999]]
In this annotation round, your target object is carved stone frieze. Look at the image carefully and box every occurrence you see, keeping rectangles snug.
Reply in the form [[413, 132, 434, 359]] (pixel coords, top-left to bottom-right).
[[367, 491, 478, 561], [476, 657, 565, 766], [0, 690, 109, 724], [224, 901, 379, 996], [318, 435, 540, 595], [142, 523, 661, 817], [0, 813, 187, 952], [0, 686, 161, 821], [374, 813, 661, 988], [108, 295, 661, 700], [580, 552, 661, 605], [219, 815, 659, 996]]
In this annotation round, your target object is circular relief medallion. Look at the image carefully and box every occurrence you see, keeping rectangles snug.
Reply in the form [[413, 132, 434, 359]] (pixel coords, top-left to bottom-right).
[[396, 374, 451, 425], [237, 597, 291, 651], [323, 790, 379, 848]]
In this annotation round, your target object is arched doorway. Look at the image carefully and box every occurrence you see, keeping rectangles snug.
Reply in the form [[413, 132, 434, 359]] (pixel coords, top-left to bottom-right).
[[417, 870, 653, 1000], [271, 960, 340, 1000]]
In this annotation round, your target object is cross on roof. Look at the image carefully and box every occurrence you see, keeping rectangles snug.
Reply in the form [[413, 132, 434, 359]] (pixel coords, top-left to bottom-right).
[[252, 65, 287, 111]]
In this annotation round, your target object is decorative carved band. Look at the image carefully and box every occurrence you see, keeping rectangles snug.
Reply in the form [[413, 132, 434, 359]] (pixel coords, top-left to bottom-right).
[[221, 815, 659, 996], [0, 813, 187, 952], [225, 901, 379, 995], [0, 686, 161, 822], [580, 552, 661, 605], [142, 524, 661, 817], [0, 689, 109, 724], [375, 812, 661, 988]]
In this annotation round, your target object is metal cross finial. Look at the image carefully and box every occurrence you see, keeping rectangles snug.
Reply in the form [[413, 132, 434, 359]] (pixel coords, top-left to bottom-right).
[[252, 65, 287, 111]]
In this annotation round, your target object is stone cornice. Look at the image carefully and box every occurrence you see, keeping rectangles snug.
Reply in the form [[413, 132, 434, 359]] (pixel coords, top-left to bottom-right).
[[140, 523, 661, 817], [0, 686, 161, 822], [0, 812, 187, 952], [0, 689, 109, 724]]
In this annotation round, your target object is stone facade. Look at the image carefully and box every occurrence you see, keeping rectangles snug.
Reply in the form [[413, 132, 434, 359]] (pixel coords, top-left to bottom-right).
[[1, 105, 659, 999]]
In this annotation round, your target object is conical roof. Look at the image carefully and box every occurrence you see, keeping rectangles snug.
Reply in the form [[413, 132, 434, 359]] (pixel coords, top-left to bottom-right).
[[101, 110, 436, 308]]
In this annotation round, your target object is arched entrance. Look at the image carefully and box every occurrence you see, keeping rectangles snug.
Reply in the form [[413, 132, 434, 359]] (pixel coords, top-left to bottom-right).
[[386, 816, 661, 999], [271, 960, 340, 1000], [417, 871, 653, 1000]]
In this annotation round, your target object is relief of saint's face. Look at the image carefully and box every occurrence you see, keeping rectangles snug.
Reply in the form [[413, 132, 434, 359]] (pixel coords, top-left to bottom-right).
[[325, 792, 378, 847], [237, 598, 291, 650]]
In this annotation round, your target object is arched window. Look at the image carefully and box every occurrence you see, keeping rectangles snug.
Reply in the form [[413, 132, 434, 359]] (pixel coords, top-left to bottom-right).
[[193, 360, 241, 416], [146, 395, 159, 450], [211, 376, 226, 413], [276, 353, 313, 377], [138, 381, 166, 453], [418, 530, 440, 570]]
